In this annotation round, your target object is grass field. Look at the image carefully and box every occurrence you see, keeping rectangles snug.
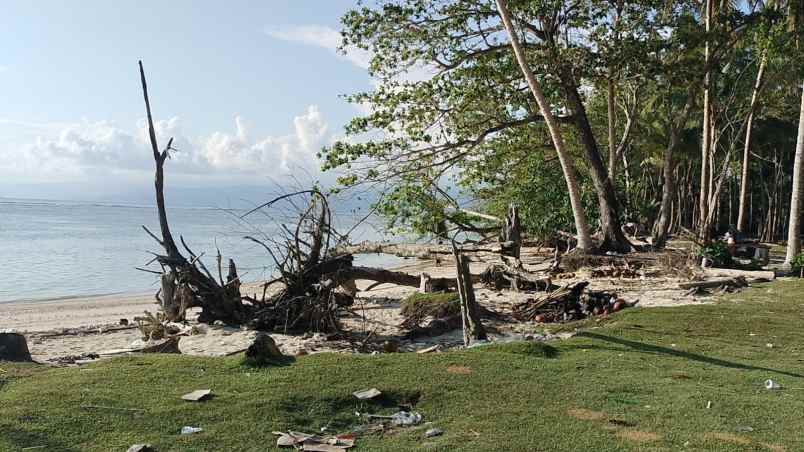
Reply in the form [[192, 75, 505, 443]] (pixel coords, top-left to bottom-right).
[[2, 279, 803, 451]]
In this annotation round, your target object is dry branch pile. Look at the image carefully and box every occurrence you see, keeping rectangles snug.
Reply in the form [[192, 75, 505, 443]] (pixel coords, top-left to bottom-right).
[[512, 282, 635, 323]]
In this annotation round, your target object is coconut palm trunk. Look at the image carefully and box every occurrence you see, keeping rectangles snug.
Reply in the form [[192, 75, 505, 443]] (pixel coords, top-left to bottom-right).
[[784, 83, 804, 267], [737, 53, 767, 234], [495, 0, 594, 252], [698, 0, 714, 242]]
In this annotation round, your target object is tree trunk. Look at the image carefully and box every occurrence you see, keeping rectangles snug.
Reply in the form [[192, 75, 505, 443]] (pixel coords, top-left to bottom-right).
[[784, 83, 804, 266], [652, 92, 695, 248], [607, 78, 618, 180], [500, 204, 521, 264], [495, 0, 595, 252], [452, 245, 487, 345], [698, 0, 714, 242], [561, 82, 632, 252], [737, 54, 767, 233]]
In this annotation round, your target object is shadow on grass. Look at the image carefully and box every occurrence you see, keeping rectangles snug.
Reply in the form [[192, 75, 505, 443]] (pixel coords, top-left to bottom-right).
[[579, 332, 804, 378], [0, 424, 78, 452], [241, 355, 296, 368], [484, 341, 560, 358], [277, 389, 422, 432]]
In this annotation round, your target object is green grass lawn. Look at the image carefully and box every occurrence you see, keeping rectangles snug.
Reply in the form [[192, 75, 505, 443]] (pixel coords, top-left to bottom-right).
[[2, 280, 804, 451]]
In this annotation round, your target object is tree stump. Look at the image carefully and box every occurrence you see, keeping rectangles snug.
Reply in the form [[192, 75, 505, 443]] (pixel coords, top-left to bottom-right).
[[500, 204, 521, 266], [452, 245, 487, 345], [419, 273, 433, 293], [0, 333, 32, 362]]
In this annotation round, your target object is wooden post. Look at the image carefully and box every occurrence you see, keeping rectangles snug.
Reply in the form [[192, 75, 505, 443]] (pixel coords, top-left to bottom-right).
[[452, 243, 487, 345], [500, 204, 521, 266]]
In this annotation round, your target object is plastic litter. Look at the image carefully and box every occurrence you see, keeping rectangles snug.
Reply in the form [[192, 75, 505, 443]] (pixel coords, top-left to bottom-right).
[[182, 389, 212, 402], [180, 426, 203, 435], [424, 428, 443, 438], [765, 379, 781, 390], [391, 411, 423, 426], [353, 388, 382, 400]]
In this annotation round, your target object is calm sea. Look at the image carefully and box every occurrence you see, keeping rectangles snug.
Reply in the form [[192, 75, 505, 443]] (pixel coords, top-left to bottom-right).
[[0, 198, 403, 303]]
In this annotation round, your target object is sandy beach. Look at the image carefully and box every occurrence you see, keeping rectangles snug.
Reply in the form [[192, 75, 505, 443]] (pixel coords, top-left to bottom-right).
[[1, 250, 708, 363]]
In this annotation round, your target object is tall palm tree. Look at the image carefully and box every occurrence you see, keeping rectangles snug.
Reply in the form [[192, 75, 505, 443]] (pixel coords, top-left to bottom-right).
[[784, 84, 804, 266], [784, 0, 803, 266], [698, 0, 715, 242], [495, 0, 594, 252]]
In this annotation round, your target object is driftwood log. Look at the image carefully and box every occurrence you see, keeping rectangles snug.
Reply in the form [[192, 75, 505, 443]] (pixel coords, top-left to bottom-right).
[[330, 241, 521, 259]]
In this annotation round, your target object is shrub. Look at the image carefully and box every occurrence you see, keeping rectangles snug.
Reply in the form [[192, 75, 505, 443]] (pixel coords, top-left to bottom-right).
[[790, 253, 804, 277], [696, 241, 733, 267]]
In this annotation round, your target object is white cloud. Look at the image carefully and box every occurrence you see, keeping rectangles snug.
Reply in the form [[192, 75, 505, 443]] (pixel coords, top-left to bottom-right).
[[265, 25, 372, 69], [0, 105, 331, 181]]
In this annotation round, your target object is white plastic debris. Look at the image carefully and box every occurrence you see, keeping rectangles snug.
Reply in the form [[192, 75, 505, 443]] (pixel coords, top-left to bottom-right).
[[765, 379, 781, 390], [353, 388, 382, 400], [180, 426, 203, 435], [182, 389, 212, 402], [424, 428, 443, 438], [391, 411, 423, 426]]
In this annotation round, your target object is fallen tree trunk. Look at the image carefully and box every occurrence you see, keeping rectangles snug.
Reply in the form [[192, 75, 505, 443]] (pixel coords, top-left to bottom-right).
[[702, 268, 775, 280], [678, 277, 751, 290], [343, 266, 464, 291], [330, 241, 517, 259]]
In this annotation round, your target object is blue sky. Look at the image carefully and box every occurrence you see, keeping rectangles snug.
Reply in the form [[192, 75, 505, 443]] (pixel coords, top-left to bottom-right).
[[0, 1, 373, 202]]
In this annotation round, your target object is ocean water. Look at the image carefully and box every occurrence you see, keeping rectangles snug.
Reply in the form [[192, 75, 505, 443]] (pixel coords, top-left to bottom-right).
[[0, 198, 403, 303]]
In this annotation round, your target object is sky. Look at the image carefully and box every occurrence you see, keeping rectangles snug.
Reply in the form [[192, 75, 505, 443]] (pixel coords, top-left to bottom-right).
[[0, 1, 374, 204]]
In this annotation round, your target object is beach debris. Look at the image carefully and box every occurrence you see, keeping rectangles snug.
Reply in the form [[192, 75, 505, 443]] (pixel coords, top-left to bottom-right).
[[182, 389, 212, 402], [361, 411, 424, 426], [126, 444, 154, 452], [244, 333, 284, 363], [353, 388, 382, 400], [765, 379, 781, 390], [47, 353, 100, 365], [119, 318, 130, 326], [180, 426, 203, 435], [273, 431, 355, 450], [0, 332, 32, 362], [511, 282, 637, 323], [139, 337, 181, 354], [425, 428, 444, 438], [417, 345, 441, 354]]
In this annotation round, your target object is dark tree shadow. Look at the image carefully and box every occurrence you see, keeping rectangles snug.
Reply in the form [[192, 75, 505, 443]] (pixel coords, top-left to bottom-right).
[[0, 425, 78, 452], [579, 332, 804, 378]]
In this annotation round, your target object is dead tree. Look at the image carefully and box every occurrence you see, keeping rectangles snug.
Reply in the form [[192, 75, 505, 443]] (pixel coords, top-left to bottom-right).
[[500, 204, 522, 266], [452, 243, 487, 345], [137, 61, 249, 325]]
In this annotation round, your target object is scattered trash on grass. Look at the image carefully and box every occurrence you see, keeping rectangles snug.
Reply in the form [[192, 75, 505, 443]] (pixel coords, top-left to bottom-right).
[[424, 428, 443, 438], [180, 426, 203, 435], [181, 389, 212, 402], [126, 445, 154, 452], [765, 379, 781, 390], [353, 388, 382, 400], [360, 411, 423, 426], [273, 431, 355, 450]]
